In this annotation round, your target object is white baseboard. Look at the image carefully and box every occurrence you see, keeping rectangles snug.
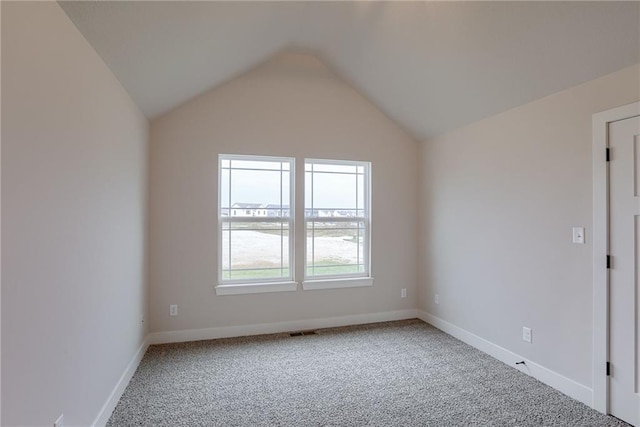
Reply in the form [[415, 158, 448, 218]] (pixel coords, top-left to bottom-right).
[[416, 310, 593, 407], [148, 309, 419, 345], [92, 336, 150, 427]]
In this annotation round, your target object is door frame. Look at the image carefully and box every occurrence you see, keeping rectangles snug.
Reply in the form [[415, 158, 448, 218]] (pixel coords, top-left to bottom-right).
[[592, 101, 640, 413]]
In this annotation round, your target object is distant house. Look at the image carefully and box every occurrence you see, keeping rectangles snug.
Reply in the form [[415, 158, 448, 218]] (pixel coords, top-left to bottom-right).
[[305, 209, 355, 218], [265, 204, 290, 218], [305, 209, 320, 218], [337, 210, 356, 218], [231, 203, 267, 217]]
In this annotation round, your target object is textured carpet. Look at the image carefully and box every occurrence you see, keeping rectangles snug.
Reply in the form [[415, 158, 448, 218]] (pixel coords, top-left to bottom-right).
[[107, 319, 629, 426]]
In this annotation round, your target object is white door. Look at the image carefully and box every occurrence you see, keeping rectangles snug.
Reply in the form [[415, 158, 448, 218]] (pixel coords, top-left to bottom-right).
[[610, 115, 640, 426]]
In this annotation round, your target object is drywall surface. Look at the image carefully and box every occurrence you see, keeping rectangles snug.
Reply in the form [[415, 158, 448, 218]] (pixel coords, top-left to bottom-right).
[[149, 53, 418, 333], [418, 64, 640, 388], [2, 2, 148, 426]]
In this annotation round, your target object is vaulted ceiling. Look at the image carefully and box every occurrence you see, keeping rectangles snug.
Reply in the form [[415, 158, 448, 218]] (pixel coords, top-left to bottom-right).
[[59, 1, 639, 139]]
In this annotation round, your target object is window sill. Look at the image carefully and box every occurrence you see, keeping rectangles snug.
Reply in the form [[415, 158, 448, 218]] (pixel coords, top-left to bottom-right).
[[215, 281, 298, 296], [302, 277, 374, 291]]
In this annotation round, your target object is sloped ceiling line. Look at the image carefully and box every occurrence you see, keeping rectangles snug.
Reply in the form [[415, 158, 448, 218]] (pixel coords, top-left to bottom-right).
[[59, 1, 640, 139]]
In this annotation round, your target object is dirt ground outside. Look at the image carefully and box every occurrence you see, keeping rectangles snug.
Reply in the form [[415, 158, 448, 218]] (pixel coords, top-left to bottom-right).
[[222, 227, 363, 278]]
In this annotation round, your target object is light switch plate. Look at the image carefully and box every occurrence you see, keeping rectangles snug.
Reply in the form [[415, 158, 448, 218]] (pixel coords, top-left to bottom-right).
[[572, 227, 585, 244]]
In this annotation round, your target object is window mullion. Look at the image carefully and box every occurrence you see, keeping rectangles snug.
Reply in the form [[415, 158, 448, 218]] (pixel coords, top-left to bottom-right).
[[311, 164, 315, 277], [228, 165, 232, 280], [280, 164, 283, 278]]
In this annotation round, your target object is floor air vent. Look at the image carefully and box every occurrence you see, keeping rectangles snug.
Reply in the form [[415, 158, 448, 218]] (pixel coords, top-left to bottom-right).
[[289, 331, 317, 337]]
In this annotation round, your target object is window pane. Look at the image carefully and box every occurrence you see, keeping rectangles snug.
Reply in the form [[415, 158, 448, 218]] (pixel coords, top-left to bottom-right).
[[230, 159, 283, 171], [311, 163, 358, 174], [281, 171, 290, 214], [304, 159, 370, 279], [310, 172, 357, 210], [357, 173, 365, 213], [230, 169, 281, 208], [222, 221, 289, 281], [305, 171, 312, 210], [220, 168, 230, 210], [306, 221, 365, 277]]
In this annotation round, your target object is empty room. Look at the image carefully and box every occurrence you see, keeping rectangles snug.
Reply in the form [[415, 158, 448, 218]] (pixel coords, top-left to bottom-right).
[[2, 1, 640, 426]]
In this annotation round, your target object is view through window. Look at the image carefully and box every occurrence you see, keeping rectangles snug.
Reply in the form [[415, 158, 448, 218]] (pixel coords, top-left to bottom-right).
[[219, 155, 293, 283], [305, 160, 370, 279], [218, 155, 370, 285]]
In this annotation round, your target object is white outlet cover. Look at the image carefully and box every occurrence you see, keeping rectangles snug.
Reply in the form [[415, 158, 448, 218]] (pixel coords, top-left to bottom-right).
[[401, 288, 407, 298], [169, 304, 178, 316], [522, 327, 532, 343], [435, 294, 439, 304]]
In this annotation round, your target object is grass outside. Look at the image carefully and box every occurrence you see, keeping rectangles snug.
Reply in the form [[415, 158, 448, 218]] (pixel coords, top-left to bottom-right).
[[222, 268, 290, 281], [222, 264, 363, 281], [306, 264, 364, 276]]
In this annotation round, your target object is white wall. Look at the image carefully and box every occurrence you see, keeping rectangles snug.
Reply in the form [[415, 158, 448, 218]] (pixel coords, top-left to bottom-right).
[[418, 64, 640, 388], [149, 53, 418, 334], [2, 3, 148, 426]]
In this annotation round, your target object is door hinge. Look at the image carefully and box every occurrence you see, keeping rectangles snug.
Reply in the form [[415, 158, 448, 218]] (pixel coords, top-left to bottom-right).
[[606, 362, 611, 376], [606, 255, 611, 269], [606, 148, 610, 162]]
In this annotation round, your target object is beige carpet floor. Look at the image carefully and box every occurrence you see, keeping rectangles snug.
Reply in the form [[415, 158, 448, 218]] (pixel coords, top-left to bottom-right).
[[107, 319, 629, 426]]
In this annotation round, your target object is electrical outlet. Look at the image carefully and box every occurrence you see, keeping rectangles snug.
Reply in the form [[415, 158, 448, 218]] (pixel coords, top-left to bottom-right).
[[401, 288, 407, 298], [169, 304, 178, 316], [522, 326, 532, 343], [435, 294, 439, 304], [54, 414, 64, 427]]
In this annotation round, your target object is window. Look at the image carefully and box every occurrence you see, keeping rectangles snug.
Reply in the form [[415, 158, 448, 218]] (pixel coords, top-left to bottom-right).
[[218, 155, 295, 293], [216, 155, 372, 295], [304, 159, 371, 284]]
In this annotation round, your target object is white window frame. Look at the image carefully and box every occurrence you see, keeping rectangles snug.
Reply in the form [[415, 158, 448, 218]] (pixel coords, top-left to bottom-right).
[[215, 154, 296, 296], [302, 158, 373, 290]]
